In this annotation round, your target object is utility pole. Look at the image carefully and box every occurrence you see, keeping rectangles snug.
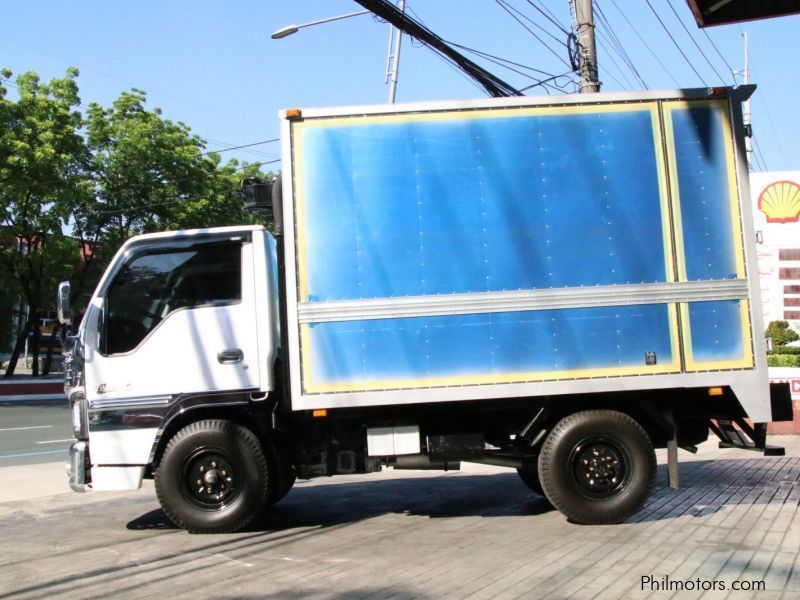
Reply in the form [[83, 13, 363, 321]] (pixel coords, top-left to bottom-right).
[[573, 0, 599, 93], [385, 0, 405, 103], [742, 31, 754, 170]]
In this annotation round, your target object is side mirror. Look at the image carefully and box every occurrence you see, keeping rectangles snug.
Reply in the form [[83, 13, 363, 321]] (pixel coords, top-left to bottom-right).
[[57, 281, 71, 325]]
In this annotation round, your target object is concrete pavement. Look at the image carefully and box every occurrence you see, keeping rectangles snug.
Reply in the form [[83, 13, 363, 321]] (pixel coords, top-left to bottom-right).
[[0, 437, 799, 599]]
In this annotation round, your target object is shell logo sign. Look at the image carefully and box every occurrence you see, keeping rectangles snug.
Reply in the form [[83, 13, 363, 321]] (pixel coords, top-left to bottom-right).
[[758, 180, 800, 223]]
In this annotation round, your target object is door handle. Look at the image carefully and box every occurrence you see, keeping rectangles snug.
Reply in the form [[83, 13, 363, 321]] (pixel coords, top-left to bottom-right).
[[217, 349, 244, 364]]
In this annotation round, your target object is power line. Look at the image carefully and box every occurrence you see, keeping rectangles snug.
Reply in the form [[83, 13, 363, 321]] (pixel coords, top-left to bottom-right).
[[517, 71, 577, 93], [2, 73, 278, 163], [593, 33, 636, 89], [0, 34, 268, 128], [751, 136, 768, 172], [700, 28, 736, 84], [498, 0, 567, 46], [749, 63, 789, 169], [449, 42, 562, 77], [609, 0, 680, 88], [200, 138, 279, 157], [451, 44, 574, 93], [403, 5, 487, 94], [594, 5, 648, 90], [355, 0, 523, 97], [494, 0, 573, 70], [524, 0, 571, 35], [76, 159, 282, 217], [664, 0, 726, 84], [645, 0, 707, 86]]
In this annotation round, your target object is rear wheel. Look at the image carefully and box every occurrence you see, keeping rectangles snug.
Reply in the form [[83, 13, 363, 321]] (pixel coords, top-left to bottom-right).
[[155, 420, 269, 533], [538, 410, 655, 525]]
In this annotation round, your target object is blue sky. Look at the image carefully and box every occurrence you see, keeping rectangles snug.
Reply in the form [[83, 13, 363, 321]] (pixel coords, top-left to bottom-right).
[[2, 1, 798, 173]]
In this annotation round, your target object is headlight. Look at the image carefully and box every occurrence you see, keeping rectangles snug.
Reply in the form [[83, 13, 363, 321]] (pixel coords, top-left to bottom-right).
[[70, 391, 88, 440]]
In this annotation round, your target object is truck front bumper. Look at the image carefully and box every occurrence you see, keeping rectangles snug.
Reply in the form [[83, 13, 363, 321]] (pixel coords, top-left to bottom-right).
[[67, 441, 90, 492]]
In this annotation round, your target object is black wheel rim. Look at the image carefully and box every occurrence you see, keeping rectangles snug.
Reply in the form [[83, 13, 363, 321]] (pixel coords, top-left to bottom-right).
[[182, 447, 240, 510], [568, 436, 630, 499]]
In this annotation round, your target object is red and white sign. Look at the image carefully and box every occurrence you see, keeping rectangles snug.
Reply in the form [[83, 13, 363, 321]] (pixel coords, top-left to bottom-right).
[[769, 367, 800, 400]]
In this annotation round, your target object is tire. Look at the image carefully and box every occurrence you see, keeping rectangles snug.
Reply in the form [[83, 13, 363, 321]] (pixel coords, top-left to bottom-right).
[[270, 467, 296, 505], [537, 410, 656, 525], [517, 461, 545, 496], [266, 440, 296, 506], [155, 420, 269, 533]]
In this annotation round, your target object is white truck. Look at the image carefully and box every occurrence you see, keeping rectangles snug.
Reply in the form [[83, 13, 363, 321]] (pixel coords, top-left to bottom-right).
[[62, 86, 792, 533]]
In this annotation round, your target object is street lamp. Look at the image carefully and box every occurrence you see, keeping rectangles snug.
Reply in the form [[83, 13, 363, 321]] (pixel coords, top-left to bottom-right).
[[271, 5, 405, 104], [270, 10, 370, 39]]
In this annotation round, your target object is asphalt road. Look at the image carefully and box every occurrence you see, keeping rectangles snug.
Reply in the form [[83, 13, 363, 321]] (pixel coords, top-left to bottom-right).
[[0, 400, 72, 467]]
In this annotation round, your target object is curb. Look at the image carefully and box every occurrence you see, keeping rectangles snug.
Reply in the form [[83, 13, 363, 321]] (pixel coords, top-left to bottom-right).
[[0, 394, 67, 403]]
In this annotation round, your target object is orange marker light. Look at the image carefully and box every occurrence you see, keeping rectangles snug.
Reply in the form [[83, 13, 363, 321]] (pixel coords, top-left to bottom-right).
[[285, 108, 302, 119], [312, 409, 328, 418], [708, 387, 724, 397]]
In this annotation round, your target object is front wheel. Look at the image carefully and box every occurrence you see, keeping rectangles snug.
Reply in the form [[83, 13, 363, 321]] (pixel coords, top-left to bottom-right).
[[516, 461, 544, 496], [155, 420, 269, 533], [538, 410, 655, 525]]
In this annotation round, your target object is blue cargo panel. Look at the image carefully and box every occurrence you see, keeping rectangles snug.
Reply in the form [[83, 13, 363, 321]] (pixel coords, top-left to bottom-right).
[[302, 304, 677, 392], [290, 97, 755, 397], [684, 300, 751, 368], [297, 107, 668, 302], [665, 100, 753, 370], [667, 102, 744, 281]]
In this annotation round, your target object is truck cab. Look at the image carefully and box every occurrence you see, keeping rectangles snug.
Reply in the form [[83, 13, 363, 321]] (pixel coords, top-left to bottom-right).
[[66, 226, 279, 494]]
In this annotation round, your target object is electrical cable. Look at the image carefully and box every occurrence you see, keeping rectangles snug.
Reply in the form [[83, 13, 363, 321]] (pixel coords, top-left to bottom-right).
[[751, 136, 768, 171], [701, 29, 737, 84], [2, 73, 278, 163], [594, 38, 636, 89], [0, 34, 268, 128], [494, 0, 573, 70], [665, 0, 726, 84], [497, 0, 567, 46], [450, 45, 572, 93], [593, 18, 641, 88], [354, 0, 523, 97], [594, 3, 649, 89], [750, 63, 789, 169], [73, 159, 282, 217], [200, 139, 279, 157], [645, 0, 707, 86], [609, 0, 679, 87], [448, 40, 576, 85], [524, 0, 571, 35]]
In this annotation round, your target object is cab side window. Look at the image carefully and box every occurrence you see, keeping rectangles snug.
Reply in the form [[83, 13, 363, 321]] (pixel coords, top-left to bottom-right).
[[101, 241, 241, 355]]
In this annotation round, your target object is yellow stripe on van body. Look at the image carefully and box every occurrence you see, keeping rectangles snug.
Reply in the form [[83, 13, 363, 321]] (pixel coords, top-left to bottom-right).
[[663, 99, 753, 371]]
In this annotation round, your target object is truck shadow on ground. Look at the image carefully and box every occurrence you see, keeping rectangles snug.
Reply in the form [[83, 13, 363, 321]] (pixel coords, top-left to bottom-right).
[[128, 472, 556, 532], [127, 455, 799, 532]]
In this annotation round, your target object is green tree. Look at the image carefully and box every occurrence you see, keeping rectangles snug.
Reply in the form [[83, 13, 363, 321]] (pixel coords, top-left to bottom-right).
[[71, 89, 263, 301], [0, 68, 85, 377], [766, 320, 800, 347], [1, 69, 271, 376]]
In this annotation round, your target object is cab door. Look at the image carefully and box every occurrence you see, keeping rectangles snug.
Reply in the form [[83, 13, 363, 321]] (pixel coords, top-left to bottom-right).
[[83, 233, 260, 405]]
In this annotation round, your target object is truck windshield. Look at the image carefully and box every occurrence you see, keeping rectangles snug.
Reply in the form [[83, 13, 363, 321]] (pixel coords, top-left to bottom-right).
[[101, 240, 241, 355]]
